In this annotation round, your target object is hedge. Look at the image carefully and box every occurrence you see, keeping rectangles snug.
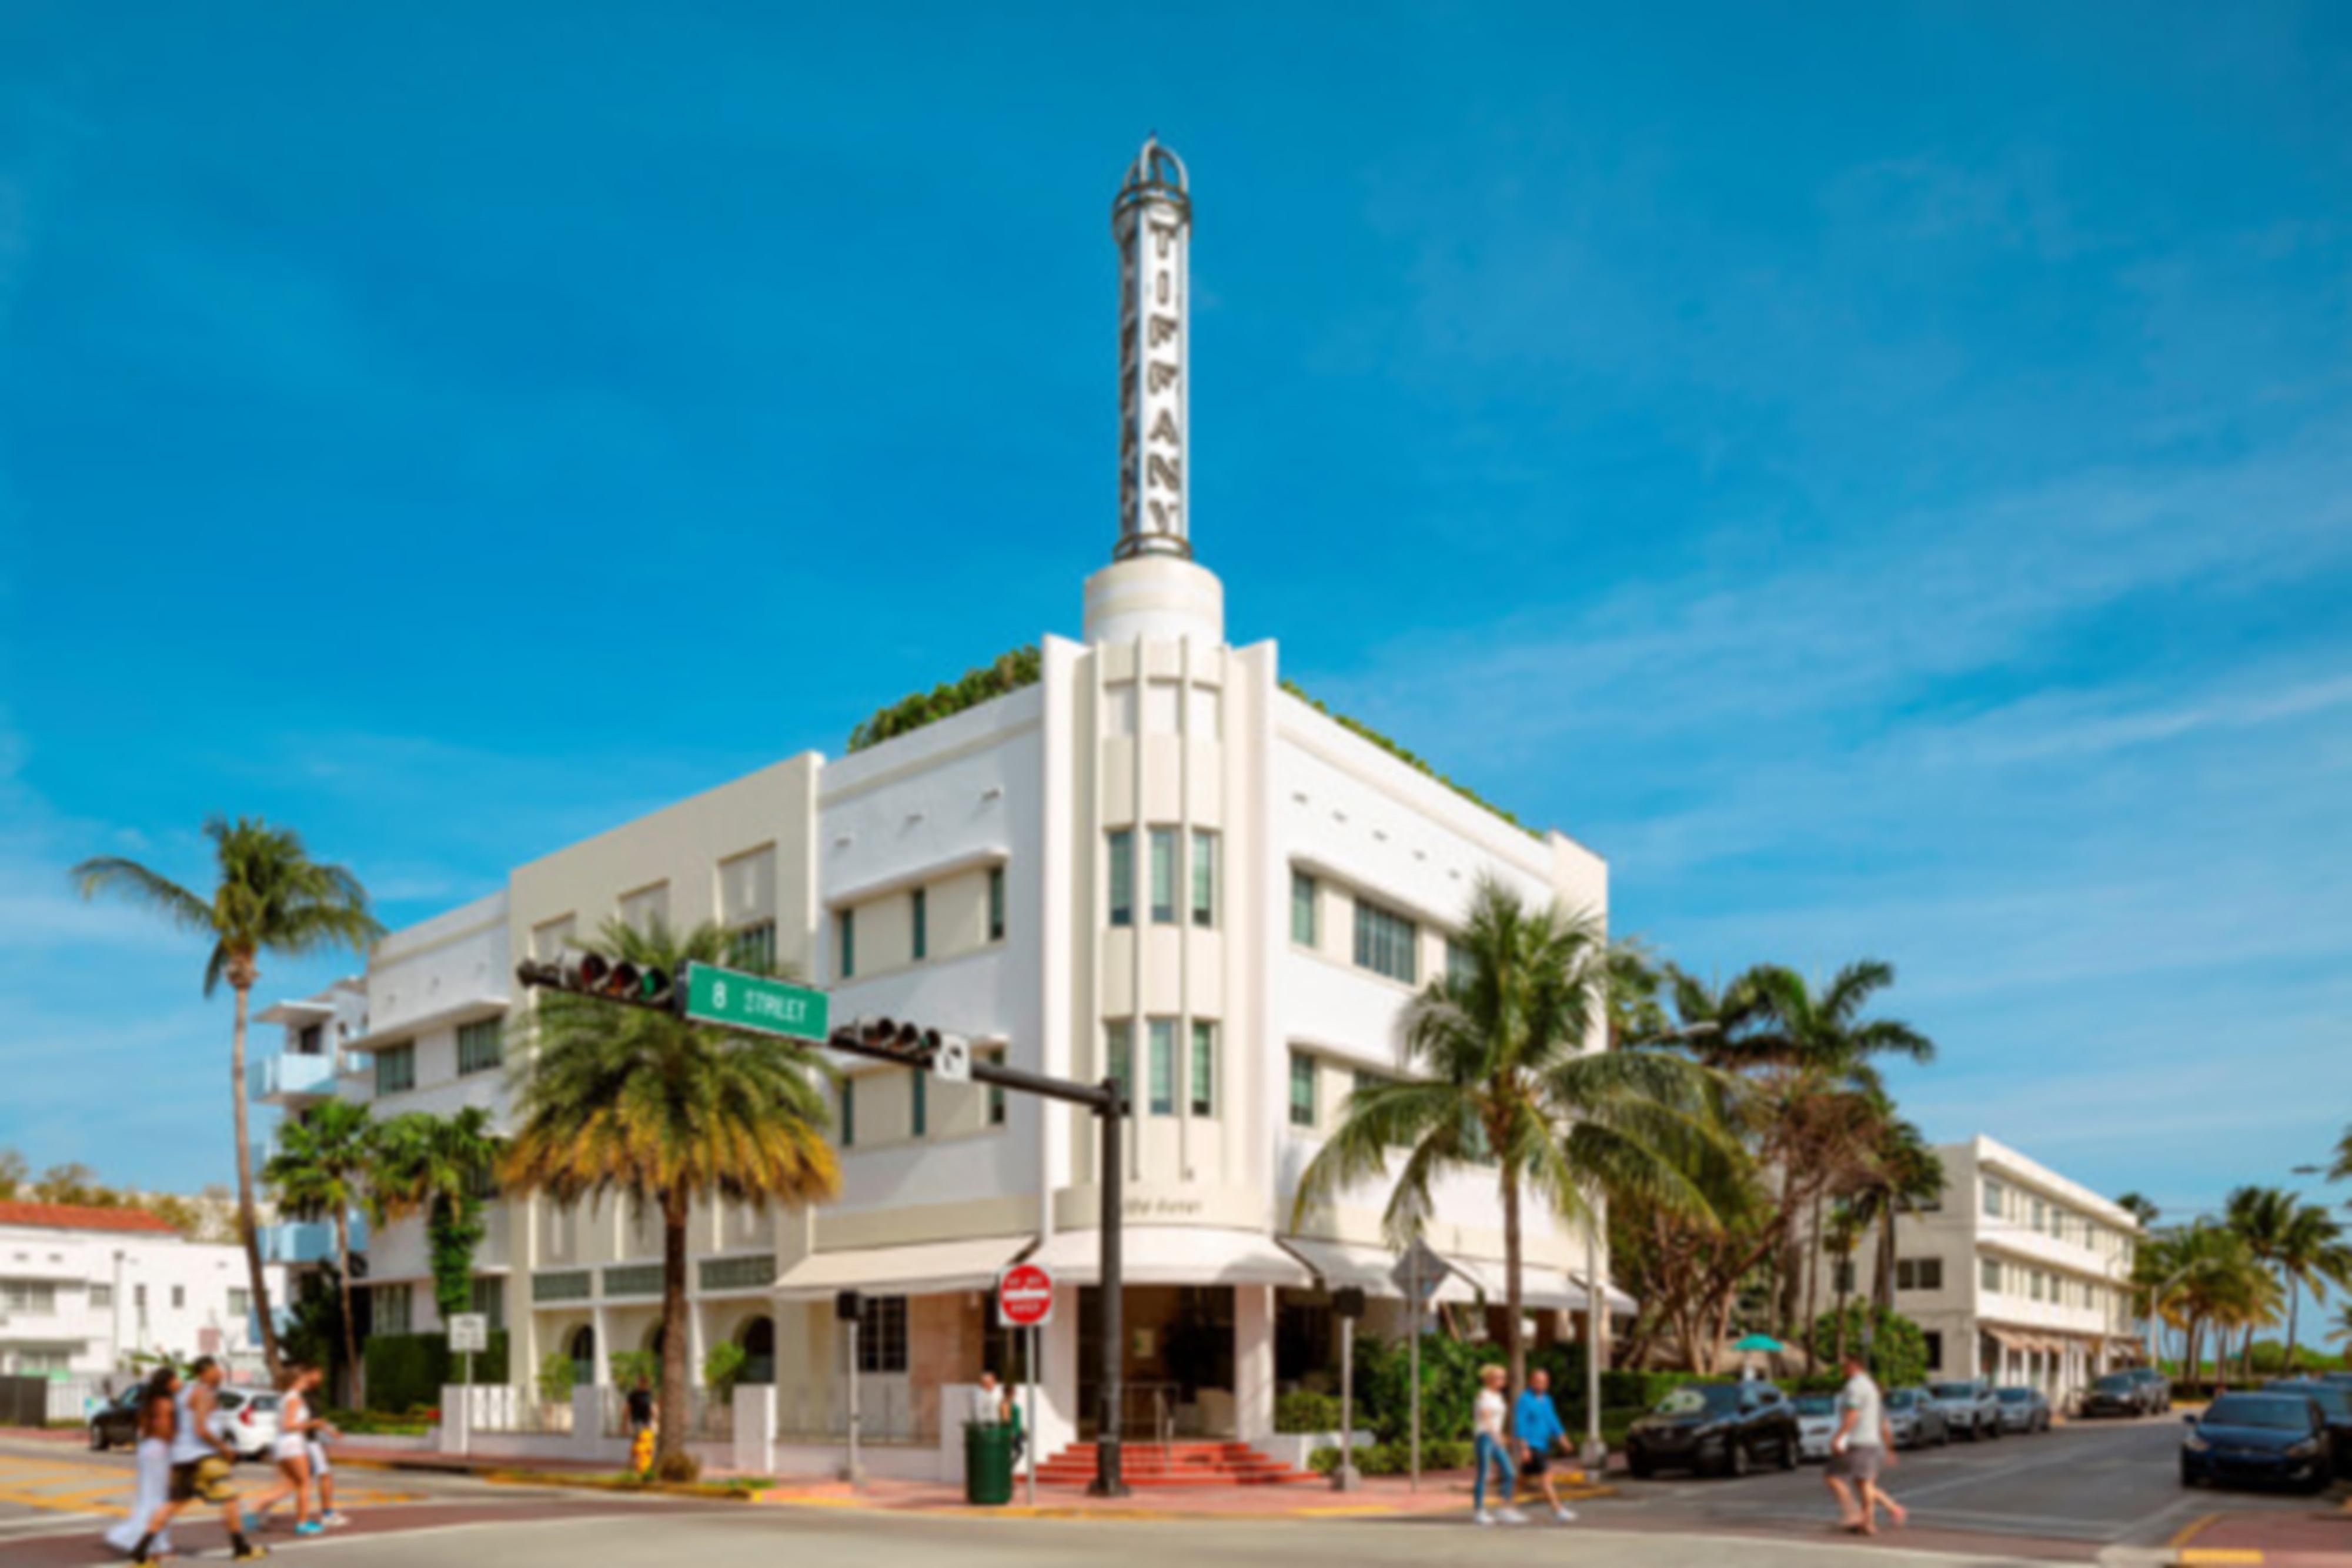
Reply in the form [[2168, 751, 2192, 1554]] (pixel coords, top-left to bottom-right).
[[362, 1330, 511, 1413]]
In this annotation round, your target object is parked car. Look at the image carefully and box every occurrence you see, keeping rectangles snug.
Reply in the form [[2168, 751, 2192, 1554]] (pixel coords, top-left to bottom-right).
[[2081, 1372, 2146, 1419], [1885, 1386, 1950, 1449], [2267, 1380, 2352, 1477], [1792, 1393, 1839, 1461], [1625, 1381, 1804, 1479], [1923, 1379, 2003, 1441], [88, 1387, 146, 1452], [2180, 1393, 2333, 1493], [1994, 1386, 2052, 1433], [2126, 1367, 2174, 1413], [213, 1388, 282, 1462]]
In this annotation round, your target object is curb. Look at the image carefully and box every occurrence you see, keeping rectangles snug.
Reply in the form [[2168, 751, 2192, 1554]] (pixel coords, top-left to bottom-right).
[[751, 1480, 1619, 1522]]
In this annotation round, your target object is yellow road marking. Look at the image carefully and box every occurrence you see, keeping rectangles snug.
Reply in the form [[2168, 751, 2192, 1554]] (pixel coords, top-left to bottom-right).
[[1291, 1505, 1398, 1517], [2178, 1552, 2264, 1566], [2170, 1512, 2222, 1549]]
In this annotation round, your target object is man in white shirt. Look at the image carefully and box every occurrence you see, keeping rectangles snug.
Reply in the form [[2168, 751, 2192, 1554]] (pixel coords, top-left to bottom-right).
[[1824, 1352, 1907, 1535]]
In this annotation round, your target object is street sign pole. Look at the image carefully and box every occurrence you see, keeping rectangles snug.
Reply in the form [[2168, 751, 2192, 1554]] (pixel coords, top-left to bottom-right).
[[1094, 1077, 1125, 1497], [1026, 1325, 1038, 1507], [1584, 1222, 1605, 1468], [1409, 1251, 1421, 1493], [847, 1317, 862, 1487]]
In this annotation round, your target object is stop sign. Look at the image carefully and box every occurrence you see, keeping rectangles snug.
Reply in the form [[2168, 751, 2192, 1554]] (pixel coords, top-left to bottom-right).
[[997, 1263, 1055, 1328]]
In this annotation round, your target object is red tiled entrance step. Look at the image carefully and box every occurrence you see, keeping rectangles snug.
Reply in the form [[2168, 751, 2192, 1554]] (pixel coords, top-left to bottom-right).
[[1033, 1441, 1321, 1487]]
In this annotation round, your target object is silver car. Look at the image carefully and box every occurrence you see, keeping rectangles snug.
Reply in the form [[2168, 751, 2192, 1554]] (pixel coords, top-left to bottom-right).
[[1886, 1386, 1951, 1449], [1925, 1379, 2003, 1441], [1792, 1393, 1840, 1461], [1994, 1386, 2052, 1433]]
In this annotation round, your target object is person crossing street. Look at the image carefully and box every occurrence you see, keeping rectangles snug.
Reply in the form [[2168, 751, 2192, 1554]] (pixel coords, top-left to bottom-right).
[[1471, 1364, 1526, 1526], [1513, 1367, 1579, 1523]]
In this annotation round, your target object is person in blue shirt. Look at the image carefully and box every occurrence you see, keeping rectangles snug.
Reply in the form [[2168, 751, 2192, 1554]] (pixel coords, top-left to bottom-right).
[[1512, 1368, 1579, 1523]]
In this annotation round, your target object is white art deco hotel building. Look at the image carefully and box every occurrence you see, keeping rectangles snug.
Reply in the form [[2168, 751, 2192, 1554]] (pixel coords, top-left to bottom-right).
[[251, 141, 1626, 1475]]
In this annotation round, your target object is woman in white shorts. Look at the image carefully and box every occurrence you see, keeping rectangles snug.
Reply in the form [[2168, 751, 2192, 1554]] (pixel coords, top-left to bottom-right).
[[240, 1366, 322, 1537]]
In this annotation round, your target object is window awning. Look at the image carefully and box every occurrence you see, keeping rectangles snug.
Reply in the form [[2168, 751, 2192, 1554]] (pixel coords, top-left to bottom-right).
[[1275, 1238, 1482, 1305], [1027, 1226, 1315, 1289], [773, 1235, 1035, 1301], [1449, 1257, 1611, 1314]]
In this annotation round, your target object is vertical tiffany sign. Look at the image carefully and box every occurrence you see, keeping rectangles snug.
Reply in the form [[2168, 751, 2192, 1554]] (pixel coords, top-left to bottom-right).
[[1114, 137, 1192, 560]]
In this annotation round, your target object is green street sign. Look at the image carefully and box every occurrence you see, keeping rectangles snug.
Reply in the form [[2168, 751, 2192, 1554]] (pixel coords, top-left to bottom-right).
[[681, 962, 830, 1043]]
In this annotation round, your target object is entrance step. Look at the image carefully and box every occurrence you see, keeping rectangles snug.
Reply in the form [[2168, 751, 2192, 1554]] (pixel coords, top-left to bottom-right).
[[1033, 1440, 1321, 1487]]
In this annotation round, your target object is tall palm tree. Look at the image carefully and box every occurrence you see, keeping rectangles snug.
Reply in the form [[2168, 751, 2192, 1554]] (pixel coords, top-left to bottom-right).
[[72, 815, 382, 1376], [262, 1101, 376, 1404], [2226, 1191, 2351, 1375], [1743, 962, 1933, 1341], [371, 1107, 506, 1334], [2115, 1193, 2160, 1229], [1292, 875, 1735, 1392], [1849, 1109, 1943, 1315], [504, 918, 839, 1470]]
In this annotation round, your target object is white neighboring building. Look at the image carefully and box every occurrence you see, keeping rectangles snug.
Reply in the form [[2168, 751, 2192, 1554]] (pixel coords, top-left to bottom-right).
[[1812, 1135, 2142, 1397], [249, 138, 1626, 1472], [0, 1201, 285, 1378]]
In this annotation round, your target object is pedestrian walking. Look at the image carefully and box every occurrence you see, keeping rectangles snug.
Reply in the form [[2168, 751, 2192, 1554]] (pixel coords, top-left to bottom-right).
[[1823, 1352, 1906, 1536], [1513, 1368, 1578, 1523], [1471, 1363, 1526, 1526], [242, 1365, 324, 1536], [103, 1368, 181, 1559], [308, 1403, 348, 1529], [131, 1356, 263, 1563]]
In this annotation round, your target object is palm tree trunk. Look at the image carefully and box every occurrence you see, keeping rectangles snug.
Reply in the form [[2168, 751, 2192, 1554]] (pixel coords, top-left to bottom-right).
[[1833, 1259, 1850, 1364], [335, 1209, 362, 1408], [657, 1190, 691, 1469], [230, 977, 282, 1379], [2285, 1275, 2301, 1375], [1502, 1164, 1526, 1394], [1802, 1193, 1822, 1365], [1877, 1205, 1897, 1313]]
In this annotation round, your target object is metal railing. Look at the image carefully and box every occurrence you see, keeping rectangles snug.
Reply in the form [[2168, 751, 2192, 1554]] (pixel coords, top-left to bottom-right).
[[466, 1385, 574, 1436], [771, 1381, 934, 1447]]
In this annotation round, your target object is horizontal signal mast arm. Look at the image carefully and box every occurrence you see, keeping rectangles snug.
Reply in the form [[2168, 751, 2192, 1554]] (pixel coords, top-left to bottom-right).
[[821, 1027, 1119, 1114]]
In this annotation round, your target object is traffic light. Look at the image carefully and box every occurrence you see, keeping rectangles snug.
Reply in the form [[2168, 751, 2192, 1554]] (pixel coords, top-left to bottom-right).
[[514, 954, 676, 1011], [854, 1017, 942, 1062]]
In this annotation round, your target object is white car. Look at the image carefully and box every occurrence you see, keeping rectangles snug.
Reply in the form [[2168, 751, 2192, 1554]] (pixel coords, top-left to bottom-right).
[[1792, 1393, 1840, 1461], [213, 1388, 283, 1462]]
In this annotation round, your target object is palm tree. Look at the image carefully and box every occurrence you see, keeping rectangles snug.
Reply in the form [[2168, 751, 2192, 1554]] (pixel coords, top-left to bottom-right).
[[1849, 1109, 1943, 1314], [370, 1108, 506, 1336], [2115, 1193, 2160, 1229], [72, 815, 382, 1376], [2226, 1191, 2351, 1375], [1292, 875, 1735, 1392], [504, 918, 839, 1471], [263, 1102, 376, 1404]]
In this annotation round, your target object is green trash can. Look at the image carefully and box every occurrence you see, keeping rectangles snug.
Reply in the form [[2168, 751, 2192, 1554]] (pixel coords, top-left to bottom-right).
[[964, 1421, 1015, 1505]]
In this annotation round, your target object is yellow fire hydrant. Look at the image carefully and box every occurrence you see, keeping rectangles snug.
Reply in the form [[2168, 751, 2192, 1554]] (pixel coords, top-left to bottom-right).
[[632, 1426, 656, 1478]]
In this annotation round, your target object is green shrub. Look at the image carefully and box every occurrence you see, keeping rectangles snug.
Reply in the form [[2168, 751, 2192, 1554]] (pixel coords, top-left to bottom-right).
[[702, 1341, 747, 1402], [609, 1350, 659, 1390], [536, 1352, 578, 1407], [1344, 1334, 1589, 1446], [1274, 1391, 1342, 1433], [362, 1330, 510, 1412], [1806, 1304, 1928, 1391], [847, 647, 1043, 753]]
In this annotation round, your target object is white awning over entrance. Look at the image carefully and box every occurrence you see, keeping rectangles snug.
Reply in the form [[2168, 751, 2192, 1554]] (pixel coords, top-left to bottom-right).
[[1275, 1237, 1481, 1305], [1449, 1257, 1637, 1316], [772, 1235, 1035, 1300], [1027, 1226, 1316, 1289]]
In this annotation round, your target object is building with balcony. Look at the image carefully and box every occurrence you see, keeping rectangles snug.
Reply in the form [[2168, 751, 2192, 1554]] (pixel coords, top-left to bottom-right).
[[0, 1202, 284, 1379], [1809, 1134, 2143, 1398], [244, 139, 1631, 1473]]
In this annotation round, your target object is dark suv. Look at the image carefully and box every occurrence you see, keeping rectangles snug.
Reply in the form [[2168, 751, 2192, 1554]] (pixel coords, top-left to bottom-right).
[[88, 1386, 146, 1451], [1625, 1381, 1803, 1479]]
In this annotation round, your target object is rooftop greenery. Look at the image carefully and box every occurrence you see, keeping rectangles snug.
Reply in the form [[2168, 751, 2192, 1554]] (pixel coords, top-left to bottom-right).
[[846, 646, 1043, 753], [1279, 678, 1541, 839]]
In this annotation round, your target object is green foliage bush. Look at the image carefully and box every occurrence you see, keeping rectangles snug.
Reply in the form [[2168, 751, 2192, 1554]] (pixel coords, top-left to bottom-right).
[[1274, 1390, 1342, 1433], [702, 1340, 747, 1400], [1345, 1335, 1590, 1445], [609, 1349, 659, 1390], [1308, 1439, 1476, 1476], [847, 647, 1043, 753], [362, 1330, 510, 1413], [1806, 1303, 1928, 1390], [536, 1352, 579, 1407]]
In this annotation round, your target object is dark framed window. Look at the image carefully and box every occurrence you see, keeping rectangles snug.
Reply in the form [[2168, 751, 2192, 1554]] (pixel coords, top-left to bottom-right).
[[374, 1042, 416, 1096], [838, 910, 857, 979], [840, 1078, 857, 1148], [987, 867, 1007, 943], [1290, 871, 1317, 946], [857, 1295, 908, 1373], [1353, 900, 1418, 984], [1190, 830, 1218, 928], [911, 887, 927, 961], [1148, 1019, 1176, 1116], [457, 1018, 503, 1076], [1149, 828, 1178, 924], [1288, 1051, 1317, 1128], [1190, 1022, 1215, 1116], [729, 921, 777, 972], [1107, 831, 1134, 927]]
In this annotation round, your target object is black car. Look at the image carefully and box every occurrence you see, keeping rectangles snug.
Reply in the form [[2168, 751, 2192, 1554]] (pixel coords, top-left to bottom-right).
[[1625, 1381, 1803, 1479], [2082, 1372, 2144, 1419], [2268, 1380, 2352, 1477], [2180, 1393, 2333, 1493], [88, 1386, 145, 1451]]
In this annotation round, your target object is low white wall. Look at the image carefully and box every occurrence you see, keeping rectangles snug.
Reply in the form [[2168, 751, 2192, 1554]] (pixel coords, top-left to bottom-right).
[[1256, 1430, 1375, 1472], [770, 1440, 940, 1481]]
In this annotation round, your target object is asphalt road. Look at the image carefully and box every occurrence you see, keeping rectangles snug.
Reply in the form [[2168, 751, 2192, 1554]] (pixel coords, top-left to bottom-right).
[[1589, 1410, 2329, 1551]]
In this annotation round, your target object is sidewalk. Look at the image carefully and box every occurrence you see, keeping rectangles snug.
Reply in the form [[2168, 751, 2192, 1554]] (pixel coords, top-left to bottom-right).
[[746, 1467, 1613, 1521]]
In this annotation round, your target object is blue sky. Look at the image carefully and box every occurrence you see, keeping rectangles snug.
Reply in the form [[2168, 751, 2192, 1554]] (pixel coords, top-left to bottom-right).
[[2, 4, 2347, 1258]]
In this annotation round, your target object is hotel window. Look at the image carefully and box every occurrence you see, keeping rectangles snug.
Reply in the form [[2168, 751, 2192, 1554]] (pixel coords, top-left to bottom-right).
[[1148, 1019, 1177, 1116], [1291, 871, 1317, 947], [172, 1285, 185, 1309], [469, 1277, 505, 1331], [1922, 1332, 1943, 1372], [375, 1283, 412, 1336], [729, 921, 777, 972], [912, 1071, 927, 1138], [0, 1281, 56, 1315], [134, 1285, 146, 1312], [1191, 830, 1218, 927], [1981, 1179, 2003, 1220], [1105, 1021, 1133, 1106], [1980, 1258, 2002, 1293], [988, 867, 1007, 943], [1190, 1022, 1216, 1116], [1353, 899, 1418, 984], [1149, 828, 1178, 924], [1107, 831, 1135, 927], [857, 1295, 909, 1374], [1895, 1258, 1942, 1292], [1446, 936, 1475, 991], [1288, 1051, 1317, 1128], [911, 887, 928, 962], [89, 1282, 113, 1310], [1833, 1260, 1855, 1294], [227, 1288, 252, 1318], [837, 910, 856, 979], [375, 1042, 416, 1096], [457, 1018, 503, 1076], [840, 1079, 856, 1148], [2031, 1196, 2046, 1233], [986, 1048, 1007, 1126], [2030, 1269, 2045, 1302], [297, 1023, 325, 1056]]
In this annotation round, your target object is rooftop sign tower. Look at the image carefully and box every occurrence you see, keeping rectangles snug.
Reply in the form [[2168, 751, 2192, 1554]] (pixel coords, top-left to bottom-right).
[[1085, 136, 1225, 647]]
